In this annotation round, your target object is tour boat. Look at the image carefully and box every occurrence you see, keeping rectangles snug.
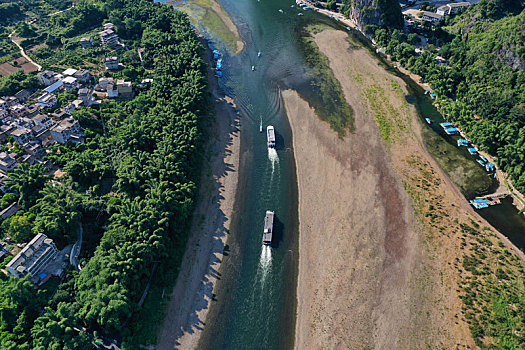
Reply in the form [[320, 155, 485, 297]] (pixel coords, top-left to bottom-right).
[[267, 125, 276, 148], [262, 210, 275, 245]]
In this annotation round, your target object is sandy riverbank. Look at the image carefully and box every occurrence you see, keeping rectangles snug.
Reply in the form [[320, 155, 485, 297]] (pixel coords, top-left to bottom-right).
[[156, 48, 241, 349], [286, 29, 485, 349]]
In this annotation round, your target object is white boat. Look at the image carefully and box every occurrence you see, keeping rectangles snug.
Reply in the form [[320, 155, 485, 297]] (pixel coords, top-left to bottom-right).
[[267, 125, 276, 148], [252, 65, 255, 71], [257, 51, 262, 57], [278, 9, 283, 13], [262, 210, 274, 245], [298, 13, 303, 16], [259, 119, 263, 132]]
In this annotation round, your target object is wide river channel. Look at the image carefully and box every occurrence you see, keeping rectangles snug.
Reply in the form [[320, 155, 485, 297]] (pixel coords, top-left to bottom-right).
[[162, 0, 525, 348]]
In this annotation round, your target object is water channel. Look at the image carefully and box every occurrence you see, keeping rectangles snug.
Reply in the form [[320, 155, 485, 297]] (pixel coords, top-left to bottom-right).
[[161, 0, 525, 348]]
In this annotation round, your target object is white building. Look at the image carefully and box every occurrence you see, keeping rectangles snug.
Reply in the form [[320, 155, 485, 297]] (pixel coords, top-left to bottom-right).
[[437, 2, 470, 16], [50, 117, 83, 144], [6, 233, 58, 278], [37, 92, 58, 108]]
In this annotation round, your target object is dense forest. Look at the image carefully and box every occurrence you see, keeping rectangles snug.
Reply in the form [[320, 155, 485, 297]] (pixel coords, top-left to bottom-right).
[[375, 0, 525, 194], [0, 0, 207, 348]]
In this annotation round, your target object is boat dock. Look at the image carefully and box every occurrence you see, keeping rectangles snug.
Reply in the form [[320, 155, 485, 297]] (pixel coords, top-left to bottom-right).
[[267, 125, 276, 148], [263, 210, 275, 245], [470, 193, 510, 209]]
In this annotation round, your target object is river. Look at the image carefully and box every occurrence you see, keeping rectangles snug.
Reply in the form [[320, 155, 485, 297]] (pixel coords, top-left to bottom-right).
[[160, 0, 525, 348]]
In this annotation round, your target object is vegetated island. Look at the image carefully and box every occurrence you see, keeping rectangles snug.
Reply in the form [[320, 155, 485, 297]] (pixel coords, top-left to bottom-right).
[[165, 0, 244, 54], [288, 22, 525, 350], [0, 0, 216, 348]]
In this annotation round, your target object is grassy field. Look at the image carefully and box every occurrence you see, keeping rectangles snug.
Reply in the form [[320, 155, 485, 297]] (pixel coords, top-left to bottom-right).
[[298, 23, 354, 136]]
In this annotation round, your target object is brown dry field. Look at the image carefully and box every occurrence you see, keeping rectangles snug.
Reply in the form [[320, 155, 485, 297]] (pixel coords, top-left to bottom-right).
[[286, 29, 509, 349], [0, 57, 38, 77]]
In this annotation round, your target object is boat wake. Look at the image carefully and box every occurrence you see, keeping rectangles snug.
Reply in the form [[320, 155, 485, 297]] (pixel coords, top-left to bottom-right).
[[258, 245, 272, 286], [268, 147, 279, 166]]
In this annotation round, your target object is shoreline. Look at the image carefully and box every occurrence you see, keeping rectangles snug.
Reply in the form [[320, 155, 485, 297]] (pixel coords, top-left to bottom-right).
[[156, 40, 241, 350]]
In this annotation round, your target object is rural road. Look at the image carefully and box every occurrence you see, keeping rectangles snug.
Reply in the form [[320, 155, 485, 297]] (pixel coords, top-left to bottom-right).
[[8, 32, 42, 71]]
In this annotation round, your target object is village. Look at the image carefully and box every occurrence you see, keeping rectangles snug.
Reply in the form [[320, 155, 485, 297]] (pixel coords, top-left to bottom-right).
[[0, 21, 149, 284]]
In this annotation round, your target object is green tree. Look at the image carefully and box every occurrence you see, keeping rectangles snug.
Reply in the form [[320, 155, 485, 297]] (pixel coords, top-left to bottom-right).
[[6, 164, 49, 208]]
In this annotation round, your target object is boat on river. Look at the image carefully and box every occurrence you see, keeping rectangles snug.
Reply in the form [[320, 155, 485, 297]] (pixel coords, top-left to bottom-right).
[[262, 210, 275, 245], [258, 51, 262, 57], [252, 65, 255, 71], [425, 117, 431, 124], [279, 9, 283, 13], [259, 119, 263, 132], [267, 125, 276, 148]]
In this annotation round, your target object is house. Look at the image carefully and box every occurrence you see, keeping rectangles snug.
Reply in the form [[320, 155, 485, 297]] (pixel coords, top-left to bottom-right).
[[116, 79, 133, 98], [24, 142, 44, 157], [106, 83, 118, 98], [64, 101, 79, 114], [63, 76, 79, 90], [437, 2, 470, 16], [6, 233, 58, 278], [0, 98, 8, 110], [105, 56, 119, 70], [0, 202, 21, 220], [4, 96, 18, 107], [24, 104, 40, 118], [103, 22, 115, 31], [14, 89, 31, 103], [0, 152, 18, 172], [78, 88, 90, 104], [11, 128, 33, 145], [62, 68, 78, 77], [37, 92, 57, 108], [15, 117, 34, 130], [73, 69, 92, 83], [0, 125, 14, 142], [140, 78, 153, 86], [37, 71, 59, 86], [421, 11, 443, 25], [80, 36, 93, 49], [9, 104, 27, 118], [96, 77, 114, 91], [50, 117, 83, 144], [51, 109, 68, 121], [0, 108, 9, 120], [99, 29, 118, 47], [32, 114, 54, 129]]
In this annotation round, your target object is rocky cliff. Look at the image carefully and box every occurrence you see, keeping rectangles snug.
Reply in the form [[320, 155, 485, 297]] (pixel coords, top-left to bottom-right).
[[343, 0, 403, 32]]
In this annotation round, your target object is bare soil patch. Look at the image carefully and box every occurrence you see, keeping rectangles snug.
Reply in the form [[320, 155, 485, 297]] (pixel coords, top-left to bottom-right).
[[288, 29, 484, 349]]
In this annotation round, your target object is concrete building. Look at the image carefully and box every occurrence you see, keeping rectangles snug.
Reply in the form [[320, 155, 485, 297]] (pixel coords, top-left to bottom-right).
[[78, 88, 90, 105], [14, 89, 31, 103], [103, 22, 115, 31], [437, 2, 470, 16], [32, 114, 54, 129], [0, 98, 8, 110], [116, 79, 133, 98], [422, 11, 443, 25], [106, 83, 118, 98], [11, 128, 33, 145], [50, 117, 83, 144], [73, 69, 92, 83], [0, 202, 21, 220], [9, 104, 27, 118], [37, 92, 58, 108], [99, 29, 118, 47], [6, 233, 58, 278], [37, 71, 60, 86], [0, 152, 18, 172], [80, 36, 93, 48], [105, 56, 119, 70], [63, 76, 79, 90]]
